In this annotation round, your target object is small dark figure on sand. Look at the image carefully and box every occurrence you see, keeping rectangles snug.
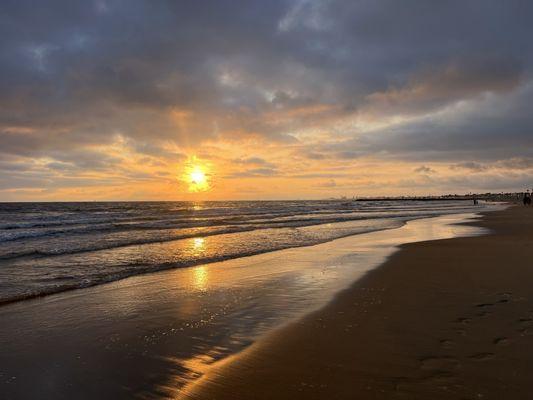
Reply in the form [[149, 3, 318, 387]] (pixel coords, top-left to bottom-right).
[[523, 192, 531, 206]]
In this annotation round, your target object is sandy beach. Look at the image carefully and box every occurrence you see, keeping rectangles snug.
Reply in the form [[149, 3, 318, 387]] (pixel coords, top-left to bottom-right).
[[180, 205, 533, 400], [3, 1, 532, 398]]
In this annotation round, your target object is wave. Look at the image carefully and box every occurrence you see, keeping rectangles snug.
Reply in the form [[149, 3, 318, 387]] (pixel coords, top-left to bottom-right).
[[0, 200, 487, 306], [0, 201, 475, 242], [0, 220, 407, 305], [0, 209, 477, 260]]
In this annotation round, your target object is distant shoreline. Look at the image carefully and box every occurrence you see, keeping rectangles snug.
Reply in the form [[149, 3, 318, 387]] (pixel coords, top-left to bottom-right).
[[354, 197, 486, 201]]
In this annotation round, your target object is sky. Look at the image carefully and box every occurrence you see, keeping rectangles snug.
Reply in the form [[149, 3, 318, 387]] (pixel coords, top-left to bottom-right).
[[1, 0, 533, 201]]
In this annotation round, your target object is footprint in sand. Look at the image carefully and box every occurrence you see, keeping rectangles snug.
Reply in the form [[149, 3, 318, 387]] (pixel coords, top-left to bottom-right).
[[475, 303, 494, 308], [517, 319, 533, 335], [477, 310, 491, 317], [495, 292, 513, 305], [493, 337, 510, 346], [468, 352, 495, 361], [519, 328, 533, 336], [419, 356, 461, 371], [455, 328, 467, 336], [439, 339, 454, 349], [455, 317, 472, 325], [418, 357, 461, 385]]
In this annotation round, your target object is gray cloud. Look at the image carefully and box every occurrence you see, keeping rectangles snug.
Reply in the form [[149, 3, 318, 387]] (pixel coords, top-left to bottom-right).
[[2, 0, 533, 195], [314, 179, 337, 188], [232, 157, 276, 168], [326, 81, 533, 162], [414, 165, 435, 174], [227, 168, 279, 178], [450, 162, 488, 172], [450, 158, 533, 172]]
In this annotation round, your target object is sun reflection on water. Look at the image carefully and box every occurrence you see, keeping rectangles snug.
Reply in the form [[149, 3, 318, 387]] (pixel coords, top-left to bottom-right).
[[192, 237, 206, 253], [192, 266, 209, 291]]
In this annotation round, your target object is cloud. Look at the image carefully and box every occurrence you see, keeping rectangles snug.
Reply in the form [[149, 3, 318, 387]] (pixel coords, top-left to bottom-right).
[[450, 158, 533, 172], [328, 81, 533, 163], [232, 157, 276, 168], [2, 0, 533, 198], [125, 139, 186, 161], [302, 151, 327, 160], [414, 165, 435, 174], [226, 168, 279, 178], [450, 162, 488, 172], [364, 59, 523, 118], [315, 179, 337, 188]]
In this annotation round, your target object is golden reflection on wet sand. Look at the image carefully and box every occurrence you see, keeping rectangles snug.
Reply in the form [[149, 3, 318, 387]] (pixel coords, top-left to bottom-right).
[[0, 210, 500, 400], [192, 266, 209, 292], [172, 213, 488, 399]]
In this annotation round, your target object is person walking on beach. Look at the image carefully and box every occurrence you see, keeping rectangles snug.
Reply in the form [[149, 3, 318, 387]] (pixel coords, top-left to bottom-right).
[[523, 191, 531, 206]]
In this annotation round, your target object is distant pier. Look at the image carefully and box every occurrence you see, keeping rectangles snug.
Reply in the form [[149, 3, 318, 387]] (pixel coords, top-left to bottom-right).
[[350, 193, 523, 202]]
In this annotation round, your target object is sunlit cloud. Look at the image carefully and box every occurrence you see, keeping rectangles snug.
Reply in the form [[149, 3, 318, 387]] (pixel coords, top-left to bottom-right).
[[1, 0, 533, 200]]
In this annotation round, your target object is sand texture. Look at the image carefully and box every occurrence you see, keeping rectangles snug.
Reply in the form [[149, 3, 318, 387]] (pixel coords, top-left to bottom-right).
[[180, 205, 533, 400]]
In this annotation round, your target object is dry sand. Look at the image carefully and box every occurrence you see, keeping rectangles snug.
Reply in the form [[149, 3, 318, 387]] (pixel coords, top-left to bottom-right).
[[179, 205, 533, 400]]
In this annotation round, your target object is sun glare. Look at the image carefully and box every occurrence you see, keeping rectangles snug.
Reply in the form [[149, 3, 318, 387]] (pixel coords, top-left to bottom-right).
[[190, 169, 206, 185], [183, 161, 211, 193]]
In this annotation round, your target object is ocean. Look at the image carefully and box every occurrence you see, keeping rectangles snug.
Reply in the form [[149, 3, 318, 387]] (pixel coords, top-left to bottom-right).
[[0, 200, 483, 304]]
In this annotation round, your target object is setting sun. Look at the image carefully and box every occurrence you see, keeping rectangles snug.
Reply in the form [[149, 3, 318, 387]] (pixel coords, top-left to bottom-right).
[[183, 161, 211, 193], [190, 169, 206, 185]]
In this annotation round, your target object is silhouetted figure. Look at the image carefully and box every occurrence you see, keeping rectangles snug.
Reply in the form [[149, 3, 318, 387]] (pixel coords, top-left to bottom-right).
[[523, 192, 531, 206]]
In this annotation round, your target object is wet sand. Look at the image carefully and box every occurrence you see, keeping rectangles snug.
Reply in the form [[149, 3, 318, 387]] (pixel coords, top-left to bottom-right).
[[0, 213, 485, 399], [180, 205, 533, 400]]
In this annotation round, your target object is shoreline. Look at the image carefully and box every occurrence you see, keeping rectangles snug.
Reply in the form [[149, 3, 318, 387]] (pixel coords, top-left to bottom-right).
[[0, 218, 406, 307], [0, 212, 487, 399], [179, 205, 533, 400], [0, 208, 482, 307]]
